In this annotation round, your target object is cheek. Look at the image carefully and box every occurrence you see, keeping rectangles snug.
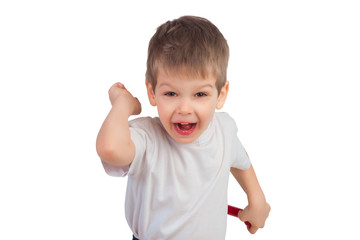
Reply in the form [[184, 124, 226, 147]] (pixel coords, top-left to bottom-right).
[[202, 108, 216, 122], [201, 97, 218, 111], [156, 100, 173, 120], [196, 101, 217, 121]]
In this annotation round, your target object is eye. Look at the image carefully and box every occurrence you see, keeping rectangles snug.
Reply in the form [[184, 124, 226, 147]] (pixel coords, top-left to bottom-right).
[[165, 92, 177, 97], [195, 92, 207, 97]]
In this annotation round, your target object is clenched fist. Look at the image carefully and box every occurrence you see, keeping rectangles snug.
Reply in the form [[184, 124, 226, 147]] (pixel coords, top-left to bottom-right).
[[108, 82, 141, 116]]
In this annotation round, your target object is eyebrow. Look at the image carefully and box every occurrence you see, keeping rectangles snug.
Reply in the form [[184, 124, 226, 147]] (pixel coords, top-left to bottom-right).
[[157, 83, 173, 88], [157, 83, 214, 89], [198, 84, 214, 89]]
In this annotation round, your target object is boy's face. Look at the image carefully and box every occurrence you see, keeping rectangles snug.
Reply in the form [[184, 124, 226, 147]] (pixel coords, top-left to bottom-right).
[[146, 68, 229, 144]]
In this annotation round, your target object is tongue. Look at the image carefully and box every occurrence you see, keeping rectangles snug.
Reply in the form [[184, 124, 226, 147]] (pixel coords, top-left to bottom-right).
[[179, 123, 193, 130]]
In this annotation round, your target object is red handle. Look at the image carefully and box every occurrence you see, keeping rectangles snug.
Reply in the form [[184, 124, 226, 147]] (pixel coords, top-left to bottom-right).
[[228, 205, 252, 229]]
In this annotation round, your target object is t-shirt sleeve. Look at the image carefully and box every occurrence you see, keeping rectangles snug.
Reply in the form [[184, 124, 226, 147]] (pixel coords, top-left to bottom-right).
[[101, 160, 129, 177], [127, 125, 148, 176], [100, 118, 148, 177], [231, 136, 251, 170], [220, 113, 251, 170]]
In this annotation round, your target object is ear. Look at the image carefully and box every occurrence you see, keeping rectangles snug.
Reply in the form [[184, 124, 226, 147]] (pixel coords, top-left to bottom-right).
[[145, 80, 157, 106], [216, 81, 229, 110]]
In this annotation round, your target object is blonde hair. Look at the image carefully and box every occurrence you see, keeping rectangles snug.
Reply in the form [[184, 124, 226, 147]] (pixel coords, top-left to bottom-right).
[[146, 16, 229, 93]]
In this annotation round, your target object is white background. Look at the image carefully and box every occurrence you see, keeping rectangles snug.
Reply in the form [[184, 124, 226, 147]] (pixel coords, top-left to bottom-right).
[[1, 0, 359, 239]]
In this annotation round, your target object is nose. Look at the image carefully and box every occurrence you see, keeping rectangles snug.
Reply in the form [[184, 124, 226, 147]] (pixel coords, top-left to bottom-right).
[[176, 98, 193, 115]]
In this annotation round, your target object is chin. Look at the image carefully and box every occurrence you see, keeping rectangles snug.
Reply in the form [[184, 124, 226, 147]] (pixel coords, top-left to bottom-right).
[[172, 137, 197, 144]]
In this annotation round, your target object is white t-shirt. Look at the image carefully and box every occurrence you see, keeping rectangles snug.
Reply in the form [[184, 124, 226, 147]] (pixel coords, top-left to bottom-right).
[[102, 112, 251, 240]]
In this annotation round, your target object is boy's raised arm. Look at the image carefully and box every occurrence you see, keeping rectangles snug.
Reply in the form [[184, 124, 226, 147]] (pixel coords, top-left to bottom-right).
[[96, 82, 141, 167]]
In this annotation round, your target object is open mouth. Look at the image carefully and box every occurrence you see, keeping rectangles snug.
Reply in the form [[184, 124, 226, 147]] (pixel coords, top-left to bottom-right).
[[174, 122, 197, 135]]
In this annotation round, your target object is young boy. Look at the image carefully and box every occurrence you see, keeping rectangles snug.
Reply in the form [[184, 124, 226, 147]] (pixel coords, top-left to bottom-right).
[[96, 16, 270, 240]]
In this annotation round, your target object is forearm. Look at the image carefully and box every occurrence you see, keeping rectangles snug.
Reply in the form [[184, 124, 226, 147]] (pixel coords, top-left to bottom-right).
[[231, 165, 270, 233], [231, 165, 266, 205], [96, 102, 135, 166]]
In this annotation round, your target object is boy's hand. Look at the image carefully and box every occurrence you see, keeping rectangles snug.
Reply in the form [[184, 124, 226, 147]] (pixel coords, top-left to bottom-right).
[[108, 82, 141, 116], [238, 202, 270, 234]]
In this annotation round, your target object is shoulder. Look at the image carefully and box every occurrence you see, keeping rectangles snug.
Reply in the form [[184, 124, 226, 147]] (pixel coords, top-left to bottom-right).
[[129, 116, 167, 141], [214, 112, 238, 132], [129, 116, 162, 130]]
